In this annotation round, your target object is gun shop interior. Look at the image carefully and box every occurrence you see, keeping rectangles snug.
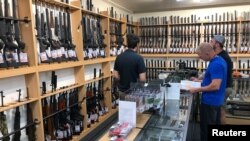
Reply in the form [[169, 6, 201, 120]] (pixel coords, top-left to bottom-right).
[[0, 0, 250, 141]]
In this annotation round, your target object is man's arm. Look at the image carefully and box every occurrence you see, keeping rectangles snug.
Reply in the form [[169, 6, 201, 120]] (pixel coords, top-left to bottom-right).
[[190, 72, 204, 82], [113, 70, 120, 81], [189, 79, 222, 93], [139, 72, 146, 82]]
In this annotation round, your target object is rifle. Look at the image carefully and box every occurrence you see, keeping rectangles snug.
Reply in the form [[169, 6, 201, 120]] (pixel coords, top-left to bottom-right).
[[82, 15, 89, 60], [57, 92, 69, 139], [86, 84, 92, 128], [98, 69, 107, 114], [13, 107, 21, 141], [96, 17, 106, 58], [48, 96, 56, 140], [26, 89, 36, 141], [69, 88, 83, 134], [66, 8, 77, 61], [13, 0, 27, 66], [3, 0, 18, 68], [42, 98, 49, 136], [0, 0, 7, 68], [45, 8, 59, 63], [36, 1, 51, 63], [0, 112, 10, 141]]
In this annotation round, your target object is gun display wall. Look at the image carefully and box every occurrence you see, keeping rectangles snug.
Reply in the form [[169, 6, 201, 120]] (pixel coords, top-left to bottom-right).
[[82, 14, 106, 60], [0, 88, 37, 141], [0, 0, 30, 69], [34, 0, 77, 64], [1, 0, 250, 140], [169, 15, 201, 54], [139, 16, 168, 54]]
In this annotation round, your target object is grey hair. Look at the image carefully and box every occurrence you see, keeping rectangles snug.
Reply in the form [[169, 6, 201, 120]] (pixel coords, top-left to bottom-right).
[[196, 42, 214, 53]]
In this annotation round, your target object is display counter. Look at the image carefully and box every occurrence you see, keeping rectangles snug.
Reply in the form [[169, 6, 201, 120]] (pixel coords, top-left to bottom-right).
[[99, 93, 193, 141]]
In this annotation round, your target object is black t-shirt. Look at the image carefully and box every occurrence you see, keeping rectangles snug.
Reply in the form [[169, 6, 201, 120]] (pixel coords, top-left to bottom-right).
[[218, 50, 233, 88], [114, 49, 146, 92]]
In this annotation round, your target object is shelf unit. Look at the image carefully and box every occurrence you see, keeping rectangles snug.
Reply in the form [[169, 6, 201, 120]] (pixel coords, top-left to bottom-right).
[[137, 17, 250, 72], [0, 0, 126, 141], [1, 1, 250, 140]]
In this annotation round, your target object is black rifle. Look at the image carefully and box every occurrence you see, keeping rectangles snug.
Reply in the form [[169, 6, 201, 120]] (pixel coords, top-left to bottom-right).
[[0, 0, 7, 68], [3, 0, 18, 68], [13, 0, 27, 66], [96, 17, 106, 58], [51, 71, 57, 92], [41, 81, 46, 94], [13, 107, 21, 141], [0, 112, 10, 141], [46, 8, 59, 63], [65, 9, 77, 61], [36, 1, 51, 63], [26, 89, 36, 141]]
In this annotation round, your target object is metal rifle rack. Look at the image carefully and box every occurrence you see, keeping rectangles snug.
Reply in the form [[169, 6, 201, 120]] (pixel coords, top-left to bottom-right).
[[0, 90, 5, 107], [0, 119, 38, 140], [43, 96, 86, 120]]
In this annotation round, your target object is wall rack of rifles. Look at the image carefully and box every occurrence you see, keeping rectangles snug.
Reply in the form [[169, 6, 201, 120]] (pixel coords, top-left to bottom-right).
[[0, 0, 250, 140]]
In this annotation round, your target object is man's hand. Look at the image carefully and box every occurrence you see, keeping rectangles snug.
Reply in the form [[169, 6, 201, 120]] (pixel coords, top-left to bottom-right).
[[190, 77, 200, 82], [188, 87, 201, 94]]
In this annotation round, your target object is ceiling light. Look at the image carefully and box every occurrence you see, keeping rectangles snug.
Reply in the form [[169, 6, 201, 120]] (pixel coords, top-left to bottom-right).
[[193, 0, 213, 2]]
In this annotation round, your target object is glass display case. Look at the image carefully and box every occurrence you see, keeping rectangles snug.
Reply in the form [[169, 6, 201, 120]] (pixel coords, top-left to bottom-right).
[[134, 94, 193, 141]]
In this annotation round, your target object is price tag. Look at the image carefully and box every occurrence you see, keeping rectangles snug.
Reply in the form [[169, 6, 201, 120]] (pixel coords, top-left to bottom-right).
[[75, 125, 80, 132], [100, 50, 105, 56], [19, 52, 28, 63], [57, 49, 62, 57], [51, 50, 58, 59], [68, 49, 74, 57], [105, 107, 109, 112], [244, 47, 248, 52], [0, 53, 4, 63], [169, 48, 173, 52], [99, 110, 103, 116], [57, 130, 64, 139], [46, 49, 51, 57], [40, 52, 48, 61], [13, 53, 19, 62]]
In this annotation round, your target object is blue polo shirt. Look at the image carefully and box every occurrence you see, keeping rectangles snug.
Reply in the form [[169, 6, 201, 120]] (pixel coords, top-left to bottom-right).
[[201, 56, 227, 106]]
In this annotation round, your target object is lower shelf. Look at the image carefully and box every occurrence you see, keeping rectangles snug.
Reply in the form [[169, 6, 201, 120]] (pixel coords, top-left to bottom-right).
[[73, 108, 118, 141]]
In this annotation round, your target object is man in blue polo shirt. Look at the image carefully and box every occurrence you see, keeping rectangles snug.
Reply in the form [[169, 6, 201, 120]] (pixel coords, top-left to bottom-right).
[[189, 42, 227, 141]]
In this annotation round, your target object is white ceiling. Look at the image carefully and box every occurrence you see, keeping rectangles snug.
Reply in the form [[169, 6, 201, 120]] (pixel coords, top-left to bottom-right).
[[107, 0, 250, 13]]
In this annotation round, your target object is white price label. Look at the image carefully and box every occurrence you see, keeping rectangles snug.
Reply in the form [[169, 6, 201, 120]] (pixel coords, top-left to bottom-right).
[[19, 52, 28, 63]]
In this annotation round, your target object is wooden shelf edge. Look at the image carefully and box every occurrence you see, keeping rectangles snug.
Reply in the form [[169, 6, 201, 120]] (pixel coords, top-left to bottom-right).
[[73, 112, 115, 141], [84, 57, 114, 65], [38, 61, 83, 72], [127, 23, 139, 27], [235, 54, 250, 57], [40, 83, 83, 99], [141, 54, 167, 58], [0, 66, 36, 79], [84, 74, 111, 84], [139, 24, 168, 27], [167, 54, 198, 57], [45, 0, 80, 10], [0, 98, 38, 112], [109, 17, 125, 24], [82, 9, 108, 18]]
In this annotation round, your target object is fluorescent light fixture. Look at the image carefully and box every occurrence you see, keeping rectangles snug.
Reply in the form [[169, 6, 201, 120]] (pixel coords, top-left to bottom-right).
[[193, 0, 213, 2], [176, 0, 184, 1]]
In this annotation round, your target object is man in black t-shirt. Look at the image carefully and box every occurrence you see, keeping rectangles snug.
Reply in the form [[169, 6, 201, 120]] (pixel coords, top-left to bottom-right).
[[113, 34, 146, 93], [211, 35, 233, 124]]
